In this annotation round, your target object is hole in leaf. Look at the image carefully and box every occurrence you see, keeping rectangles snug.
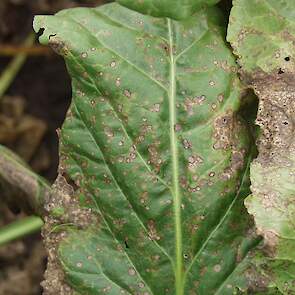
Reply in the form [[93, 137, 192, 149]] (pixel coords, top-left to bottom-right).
[[285, 56, 290, 61]]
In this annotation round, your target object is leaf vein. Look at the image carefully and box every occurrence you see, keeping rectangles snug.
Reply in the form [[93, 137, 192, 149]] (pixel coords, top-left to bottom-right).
[[183, 149, 253, 281], [73, 101, 173, 267], [65, 14, 168, 93]]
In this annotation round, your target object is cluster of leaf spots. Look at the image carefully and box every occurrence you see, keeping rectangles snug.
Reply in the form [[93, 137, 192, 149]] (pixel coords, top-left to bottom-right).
[[34, 2, 261, 295]]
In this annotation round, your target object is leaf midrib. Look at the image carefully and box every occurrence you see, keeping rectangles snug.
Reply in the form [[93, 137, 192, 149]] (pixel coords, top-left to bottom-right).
[[69, 15, 184, 294], [167, 18, 183, 295]]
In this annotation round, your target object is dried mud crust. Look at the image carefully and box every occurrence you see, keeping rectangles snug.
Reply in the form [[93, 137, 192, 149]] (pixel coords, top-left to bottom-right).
[[41, 219, 73, 295], [250, 73, 295, 233], [251, 73, 295, 244], [237, 70, 295, 293], [42, 174, 98, 294], [252, 73, 295, 165]]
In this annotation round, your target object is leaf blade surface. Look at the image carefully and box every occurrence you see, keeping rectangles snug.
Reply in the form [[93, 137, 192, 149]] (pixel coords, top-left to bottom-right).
[[35, 3, 258, 294], [116, 0, 221, 20]]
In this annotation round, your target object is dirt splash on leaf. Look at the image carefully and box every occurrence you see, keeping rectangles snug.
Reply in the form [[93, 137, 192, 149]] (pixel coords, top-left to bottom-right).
[[42, 173, 98, 294], [252, 72, 295, 165]]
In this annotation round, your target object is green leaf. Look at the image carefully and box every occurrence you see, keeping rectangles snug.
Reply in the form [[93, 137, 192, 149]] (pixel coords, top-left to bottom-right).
[[34, 3, 259, 294], [116, 0, 221, 20], [227, 0, 295, 74], [228, 0, 295, 293]]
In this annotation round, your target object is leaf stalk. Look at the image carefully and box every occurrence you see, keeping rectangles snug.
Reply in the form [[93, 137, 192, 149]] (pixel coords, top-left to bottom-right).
[[0, 216, 43, 246]]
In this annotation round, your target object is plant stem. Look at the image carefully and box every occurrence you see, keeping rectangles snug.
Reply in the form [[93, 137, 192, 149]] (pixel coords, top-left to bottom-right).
[[0, 45, 51, 56], [0, 144, 50, 215], [0, 216, 43, 246], [0, 33, 35, 99]]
